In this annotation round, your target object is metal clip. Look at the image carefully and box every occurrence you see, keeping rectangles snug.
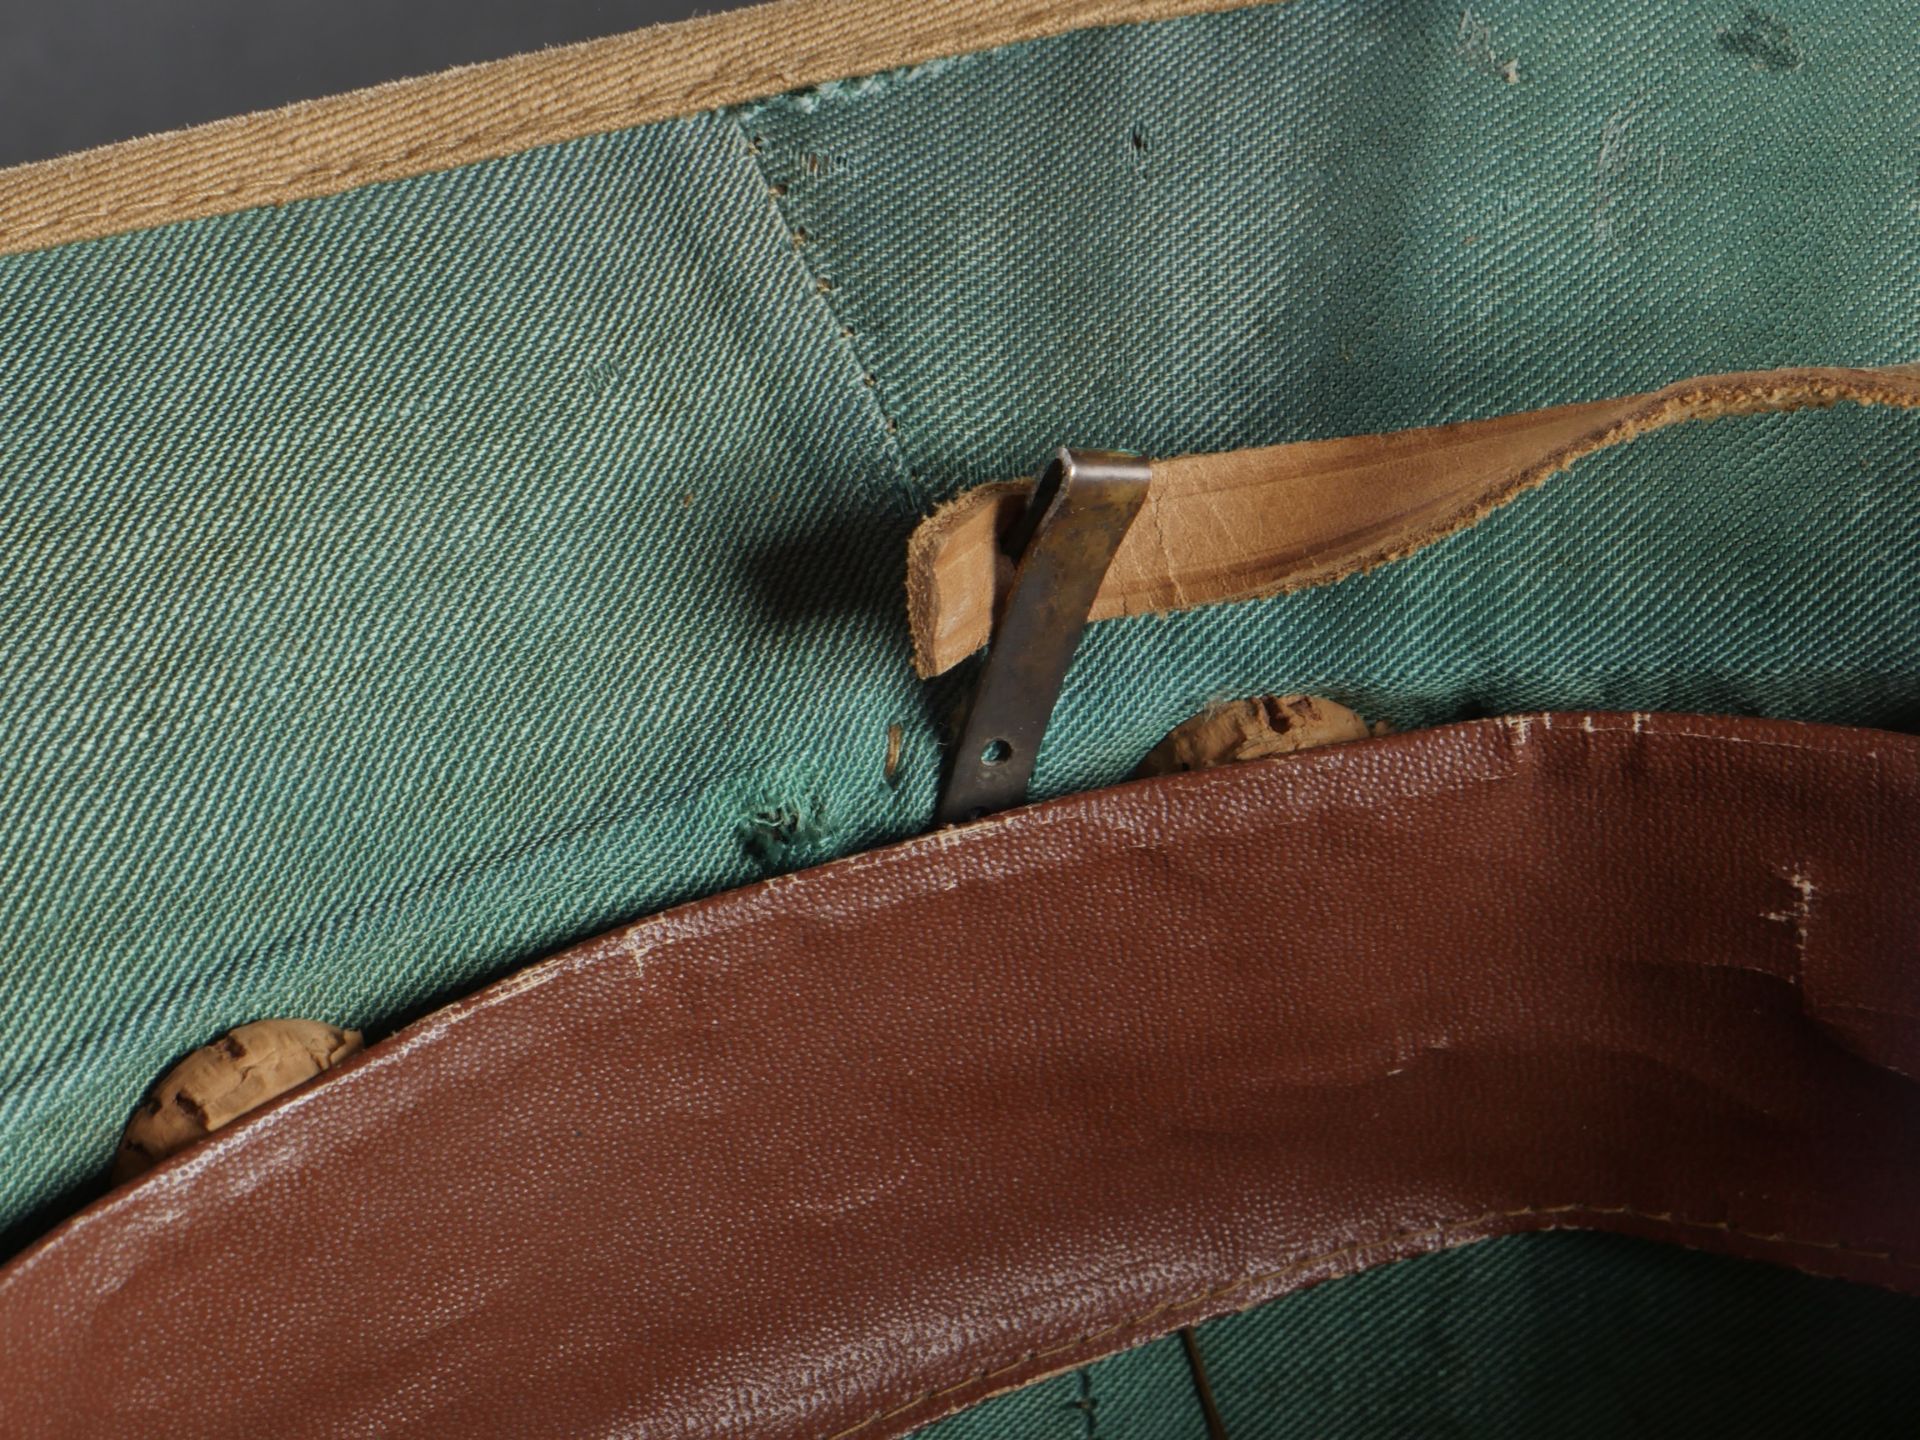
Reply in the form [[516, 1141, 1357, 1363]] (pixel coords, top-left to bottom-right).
[[935, 447, 1150, 825]]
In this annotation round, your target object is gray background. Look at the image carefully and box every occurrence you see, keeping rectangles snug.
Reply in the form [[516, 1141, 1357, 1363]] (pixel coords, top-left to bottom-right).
[[0, 0, 758, 168]]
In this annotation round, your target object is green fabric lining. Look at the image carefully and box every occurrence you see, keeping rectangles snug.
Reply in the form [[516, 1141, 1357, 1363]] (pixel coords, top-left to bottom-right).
[[0, 111, 936, 1232], [917, 1232, 1920, 1438]]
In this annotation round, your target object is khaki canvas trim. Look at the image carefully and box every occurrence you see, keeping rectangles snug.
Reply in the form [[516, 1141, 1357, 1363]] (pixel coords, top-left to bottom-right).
[[906, 364, 1920, 677], [0, 0, 1283, 258]]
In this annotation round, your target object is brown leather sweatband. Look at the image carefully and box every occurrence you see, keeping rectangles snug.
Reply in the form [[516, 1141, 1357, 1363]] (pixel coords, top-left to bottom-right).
[[1, 712, 1916, 1438]]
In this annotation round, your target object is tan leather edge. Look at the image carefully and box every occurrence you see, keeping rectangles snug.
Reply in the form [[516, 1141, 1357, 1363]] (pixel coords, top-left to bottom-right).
[[2, 712, 1917, 1439], [0, 0, 1285, 258], [907, 363, 1920, 677]]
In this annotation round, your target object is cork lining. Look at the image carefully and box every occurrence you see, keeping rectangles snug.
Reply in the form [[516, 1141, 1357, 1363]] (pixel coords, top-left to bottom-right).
[[907, 364, 1920, 677], [0, 0, 1284, 257]]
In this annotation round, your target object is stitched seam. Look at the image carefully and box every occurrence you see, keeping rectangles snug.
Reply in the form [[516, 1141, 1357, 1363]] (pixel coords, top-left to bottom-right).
[[824, 1202, 1916, 1440], [729, 117, 921, 512], [733, 55, 976, 126], [5, 66, 978, 245], [1, 1, 1287, 252], [0, 103, 671, 247]]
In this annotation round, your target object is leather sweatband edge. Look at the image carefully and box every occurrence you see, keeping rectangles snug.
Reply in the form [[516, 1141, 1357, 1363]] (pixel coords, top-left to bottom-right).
[[1, 711, 1916, 1438]]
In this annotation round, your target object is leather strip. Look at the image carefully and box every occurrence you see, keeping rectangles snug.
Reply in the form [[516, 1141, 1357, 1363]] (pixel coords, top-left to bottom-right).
[[0, 0, 1284, 258], [907, 364, 1920, 677], [2, 712, 1917, 1438]]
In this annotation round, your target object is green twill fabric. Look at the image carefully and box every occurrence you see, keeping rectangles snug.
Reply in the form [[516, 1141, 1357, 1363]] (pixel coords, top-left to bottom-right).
[[919, 1233, 1920, 1439], [1, 2, 1918, 1421]]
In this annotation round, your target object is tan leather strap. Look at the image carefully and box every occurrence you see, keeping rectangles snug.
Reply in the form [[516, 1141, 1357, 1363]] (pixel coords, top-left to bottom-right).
[[0, 0, 1283, 258], [2, 712, 1916, 1438], [907, 364, 1920, 676]]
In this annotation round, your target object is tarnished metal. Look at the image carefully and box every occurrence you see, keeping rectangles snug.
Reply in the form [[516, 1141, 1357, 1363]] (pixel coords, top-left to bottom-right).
[[935, 447, 1150, 825]]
